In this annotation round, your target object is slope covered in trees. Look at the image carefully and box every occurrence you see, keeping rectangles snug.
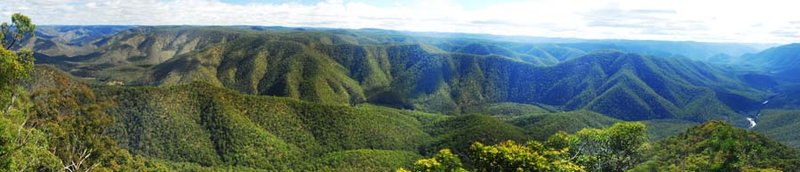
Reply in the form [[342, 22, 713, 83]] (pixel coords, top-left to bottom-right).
[[407, 121, 800, 172], [31, 26, 769, 125], [21, 65, 794, 171], [8, 24, 800, 171], [23, 66, 436, 170], [636, 121, 800, 171], [739, 43, 800, 82]]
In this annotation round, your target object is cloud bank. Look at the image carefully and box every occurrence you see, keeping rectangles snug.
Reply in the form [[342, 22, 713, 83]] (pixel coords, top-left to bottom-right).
[[1, 0, 799, 43]]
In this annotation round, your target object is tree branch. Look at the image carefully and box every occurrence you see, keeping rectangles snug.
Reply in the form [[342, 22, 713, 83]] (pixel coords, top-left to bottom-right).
[[5, 37, 16, 49], [3, 23, 15, 49], [3, 91, 17, 116]]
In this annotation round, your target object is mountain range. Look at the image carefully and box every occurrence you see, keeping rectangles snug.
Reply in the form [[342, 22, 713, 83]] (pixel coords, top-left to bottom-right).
[[11, 25, 800, 171]]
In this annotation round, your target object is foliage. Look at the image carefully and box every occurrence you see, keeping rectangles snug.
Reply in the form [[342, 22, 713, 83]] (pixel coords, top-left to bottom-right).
[[407, 140, 583, 172], [0, 13, 36, 116], [567, 122, 649, 172], [32, 26, 767, 122], [509, 110, 619, 140], [424, 114, 528, 156], [469, 140, 584, 172], [407, 122, 653, 172], [642, 119, 699, 141], [1, 13, 36, 49], [0, 89, 62, 171], [637, 121, 800, 171], [462, 102, 551, 118], [753, 109, 800, 148], [90, 79, 436, 170], [313, 149, 421, 172], [11, 25, 800, 171], [406, 149, 466, 172], [0, 13, 62, 172], [743, 43, 800, 81]]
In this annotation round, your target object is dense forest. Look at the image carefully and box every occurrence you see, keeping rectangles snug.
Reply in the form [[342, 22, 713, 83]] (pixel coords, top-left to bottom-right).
[[3, 13, 800, 171]]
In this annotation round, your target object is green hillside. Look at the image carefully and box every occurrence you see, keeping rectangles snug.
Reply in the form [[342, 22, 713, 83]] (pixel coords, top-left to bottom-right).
[[11, 25, 800, 171], [509, 110, 619, 140], [635, 121, 800, 171], [742, 43, 800, 82], [753, 109, 800, 148], [8, 63, 796, 171], [148, 43, 764, 123], [24, 66, 438, 170], [31, 26, 769, 125], [6, 4, 800, 171]]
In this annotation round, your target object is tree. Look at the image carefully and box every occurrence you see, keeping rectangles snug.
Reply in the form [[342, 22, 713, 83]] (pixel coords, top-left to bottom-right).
[[0, 13, 66, 172], [1, 13, 36, 49], [0, 90, 62, 171], [404, 149, 467, 172], [469, 140, 584, 172], [29, 71, 121, 172], [567, 122, 649, 172], [1, 13, 36, 116]]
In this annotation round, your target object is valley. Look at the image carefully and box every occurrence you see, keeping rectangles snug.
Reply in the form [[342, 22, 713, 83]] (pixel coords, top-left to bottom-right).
[[4, 25, 800, 171]]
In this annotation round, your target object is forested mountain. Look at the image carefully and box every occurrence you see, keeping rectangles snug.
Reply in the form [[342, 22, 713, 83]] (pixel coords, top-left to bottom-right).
[[32, 26, 769, 125], [21, 65, 799, 171], [17, 25, 132, 57], [4, 25, 800, 171], [740, 43, 800, 82]]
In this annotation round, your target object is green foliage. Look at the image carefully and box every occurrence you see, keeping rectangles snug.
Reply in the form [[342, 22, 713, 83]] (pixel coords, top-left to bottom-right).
[[1, 13, 36, 49], [0, 13, 61, 172], [642, 119, 699, 141], [0, 90, 61, 172], [0, 13, 35, 113], [16, 25, 800, 171], [33, 26, 766, 122], [407, 140, 584, 172], [509, 110, 619, 140], [469, 140, 584, 172], [744, 43, 800, 81], [566, 122, 649, 172], [640, 121, 800, 171], [27, 67, 168, 171], [462, 102, 551, 118], [23, 67, 439, 171], [19, 66, 800, 171], [314, 149, 421, 172], [92, 81, 434, 170], [753, 109, 800, 148], [408, 149, 466, 172], [424, 114, 528, 155]]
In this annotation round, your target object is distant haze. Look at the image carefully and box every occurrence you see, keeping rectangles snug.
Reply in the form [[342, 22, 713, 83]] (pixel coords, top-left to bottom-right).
[[2, 0, 799, 43]]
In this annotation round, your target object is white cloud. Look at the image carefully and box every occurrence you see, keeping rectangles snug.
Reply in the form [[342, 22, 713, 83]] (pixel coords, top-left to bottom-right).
[[0, 0, 799, 43]]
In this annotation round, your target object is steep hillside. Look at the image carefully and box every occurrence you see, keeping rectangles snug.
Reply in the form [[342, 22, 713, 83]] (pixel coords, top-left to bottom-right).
[[742, 43, 800, 82], [24, 65, 798, 171], [753, 109, 800, 148], [636, 121, 800, 171], [19, 25, 132, 57], [509, 110, 620, 140], [552, 51, 762, 121], [423, 114, 528, 155], [424, 51, 761, 122], [96, 82, 435, 170], [28, 66, 444, 170], [560, 40, 766, 62], [31, 26, 768, 123]]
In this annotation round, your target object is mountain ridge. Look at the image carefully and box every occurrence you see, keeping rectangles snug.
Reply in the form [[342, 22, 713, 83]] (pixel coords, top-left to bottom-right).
[[29, 26, 769, 124]]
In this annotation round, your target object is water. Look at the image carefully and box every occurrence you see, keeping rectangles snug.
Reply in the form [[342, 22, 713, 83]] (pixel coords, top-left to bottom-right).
[[747, 117, 757, 128]]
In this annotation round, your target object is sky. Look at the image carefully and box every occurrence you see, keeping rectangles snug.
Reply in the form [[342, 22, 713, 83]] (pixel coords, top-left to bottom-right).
[[1, 0, 800, 43]]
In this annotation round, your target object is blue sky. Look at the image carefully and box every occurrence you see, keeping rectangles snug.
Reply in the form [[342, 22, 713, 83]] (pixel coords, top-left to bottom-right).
[[1, 0, 799, 43]]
